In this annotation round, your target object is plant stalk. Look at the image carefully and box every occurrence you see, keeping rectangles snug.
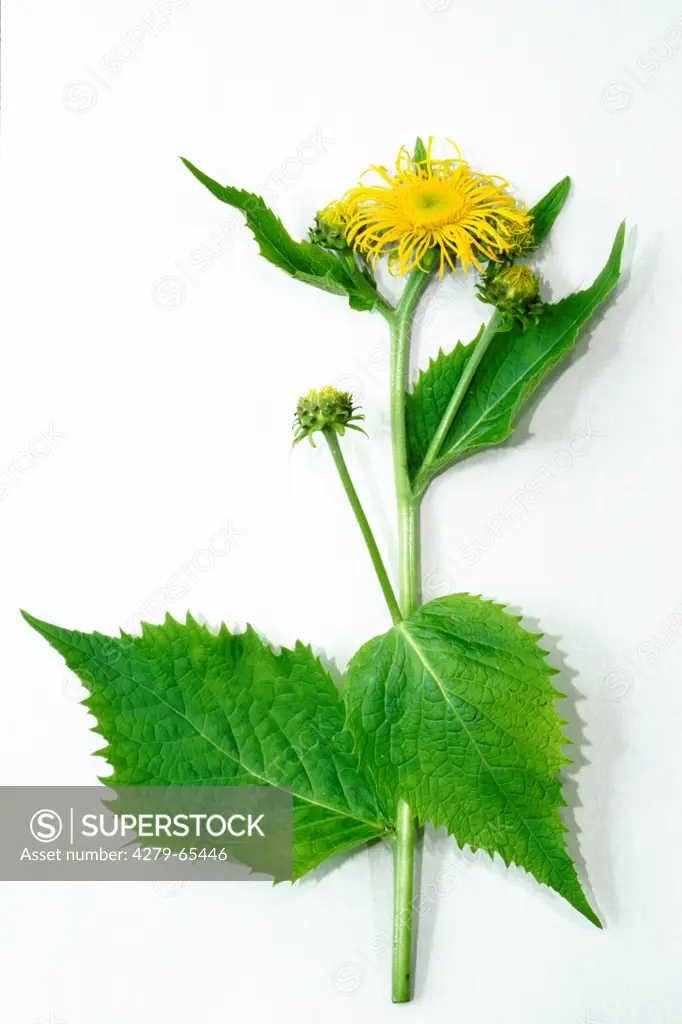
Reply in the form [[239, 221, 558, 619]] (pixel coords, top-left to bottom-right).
[[387, 267, 431, 1002], [389, 268, 430, 619], [323, 428, 402, 625], [391, 799, 416, 1003]]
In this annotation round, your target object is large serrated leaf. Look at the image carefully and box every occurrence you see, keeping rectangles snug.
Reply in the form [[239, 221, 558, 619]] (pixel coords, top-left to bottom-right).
[[344, 593, 600, 925], [23, 611, 390, 879], [408, 222, 624, 481], [181, 158, 378, 312]]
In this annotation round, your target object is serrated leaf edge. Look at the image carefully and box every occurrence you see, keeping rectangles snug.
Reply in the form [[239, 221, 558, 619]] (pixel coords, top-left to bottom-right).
[[433, 221, 625, 472], [21, 609, 391, 837], [346, 592, 601, 927]]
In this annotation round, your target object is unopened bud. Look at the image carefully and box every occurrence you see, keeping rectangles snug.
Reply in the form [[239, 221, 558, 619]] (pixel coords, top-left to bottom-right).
[[308, 201, 350, 250], [504, 220, 536, 260], [293, 386, 366, 447], [477, 264, 542, 325]]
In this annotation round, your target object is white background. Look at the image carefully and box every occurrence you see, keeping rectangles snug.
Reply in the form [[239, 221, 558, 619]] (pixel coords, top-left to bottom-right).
[[1, 0, 680, 1020]]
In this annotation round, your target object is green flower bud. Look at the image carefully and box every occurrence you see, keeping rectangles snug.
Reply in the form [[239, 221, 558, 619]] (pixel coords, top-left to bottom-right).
[[477, 264, 542, 326], [487, 264, 539, 306], [308, 201, 350, 251], [504, 220, 537, 261], [293, 386, 366, 447]]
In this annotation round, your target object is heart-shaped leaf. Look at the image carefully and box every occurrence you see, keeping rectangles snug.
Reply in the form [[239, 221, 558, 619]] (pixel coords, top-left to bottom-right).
[[344, 593, 600, 925]]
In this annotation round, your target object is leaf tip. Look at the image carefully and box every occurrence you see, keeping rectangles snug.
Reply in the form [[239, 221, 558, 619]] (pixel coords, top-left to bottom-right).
[[413, 137, 427, 163], [584, 904, 603, 929], [612, 219, 627, 260], [20, 609, 52, 638]]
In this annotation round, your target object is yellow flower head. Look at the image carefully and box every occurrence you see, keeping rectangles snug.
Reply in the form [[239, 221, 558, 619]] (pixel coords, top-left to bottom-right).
[[342, 139, 531, 277]]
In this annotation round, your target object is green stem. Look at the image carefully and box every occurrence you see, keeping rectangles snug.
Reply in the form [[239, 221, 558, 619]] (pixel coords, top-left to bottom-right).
[[387, 266, 431, 1003], [389, 268, 431, 618], [323, 428, 402, 625], [392, 799, 416, 1003], [412, 309, 503, 496]]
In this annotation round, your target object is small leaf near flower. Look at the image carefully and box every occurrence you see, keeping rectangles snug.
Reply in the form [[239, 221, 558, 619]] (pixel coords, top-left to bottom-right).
[[181, 159, 380, 312], [407, 222, 625, 480], [412, 136, 428, 169], [530, 175, 571, 249]]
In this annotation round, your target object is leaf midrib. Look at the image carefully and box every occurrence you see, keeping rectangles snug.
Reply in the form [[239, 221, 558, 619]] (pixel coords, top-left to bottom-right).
[[143, 772, 379, 837], [397, 623, 531, 751], [396, 621, 566, 875], [183, 161, 370, 304], [233, 195, 346, 285], [191, 167, 340, 282], [58, 630, 387, 834], [437, 280, 616, 466], [123, 669, 385, 830]]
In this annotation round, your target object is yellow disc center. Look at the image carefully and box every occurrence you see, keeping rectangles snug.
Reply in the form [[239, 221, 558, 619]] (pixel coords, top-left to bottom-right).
[[400, 179, 466, 228]]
